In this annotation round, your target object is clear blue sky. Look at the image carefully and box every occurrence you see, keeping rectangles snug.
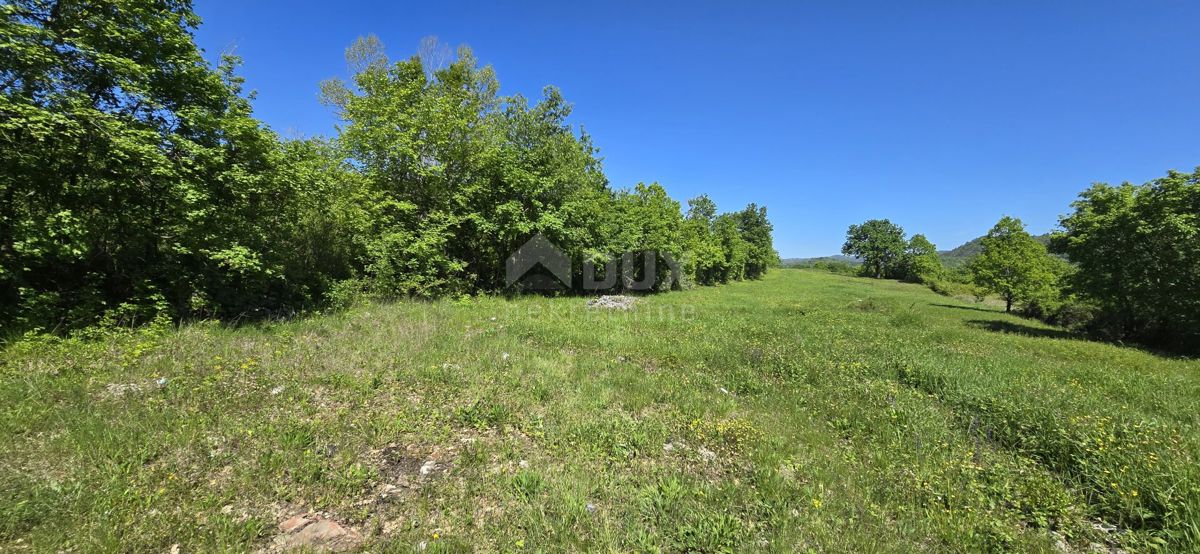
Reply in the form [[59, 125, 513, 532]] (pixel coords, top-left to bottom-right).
[[193, 1, 1200, 258]]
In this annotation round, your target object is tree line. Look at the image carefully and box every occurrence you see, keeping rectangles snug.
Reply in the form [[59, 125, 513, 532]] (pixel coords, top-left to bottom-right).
[[836, 168, 1200, 352], [0, 1, 777, 334]]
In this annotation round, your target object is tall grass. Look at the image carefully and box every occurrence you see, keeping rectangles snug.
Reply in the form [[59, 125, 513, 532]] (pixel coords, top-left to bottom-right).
[[1, 270, 1196, 551]]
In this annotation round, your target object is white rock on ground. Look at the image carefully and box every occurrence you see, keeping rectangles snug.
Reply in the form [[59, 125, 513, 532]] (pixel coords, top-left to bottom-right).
[[102, 383, 142, 398], [586, 295, 637, 310], [419, 460, 439, 476]]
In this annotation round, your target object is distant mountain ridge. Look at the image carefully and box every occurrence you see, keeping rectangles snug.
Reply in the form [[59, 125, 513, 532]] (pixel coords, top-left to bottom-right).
[[785, 233, 1052, 269], [938, 233, 1052, 268], [781, 255, 860, 267]]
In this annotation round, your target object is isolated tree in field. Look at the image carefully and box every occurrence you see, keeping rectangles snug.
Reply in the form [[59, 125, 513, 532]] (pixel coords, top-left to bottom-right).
[[969, 217, 1058, 312], [842, 219, 907, 279], [901, 234, 944, 283]]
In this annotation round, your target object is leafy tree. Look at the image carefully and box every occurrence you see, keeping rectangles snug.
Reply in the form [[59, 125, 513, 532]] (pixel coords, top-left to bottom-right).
[[969, 217, 1059, 312], [0, 0, 311, 325], [0, 11, 778, 332], [713, 214, 749, 283], [900, 234, 944, 283], [686, 195, 717, 224], [841, 219, 906, 279], [1053, 169, 1200, 348], [609, 183, 686, 290], [682, 195, 725, 286], [737, 203, 778, 279], [321, 36, 614, 295]]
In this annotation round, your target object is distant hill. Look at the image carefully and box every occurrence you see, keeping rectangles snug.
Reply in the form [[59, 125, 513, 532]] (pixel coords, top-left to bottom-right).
[[784, 233, 1053, 270], [939, 233, 1052, 268]]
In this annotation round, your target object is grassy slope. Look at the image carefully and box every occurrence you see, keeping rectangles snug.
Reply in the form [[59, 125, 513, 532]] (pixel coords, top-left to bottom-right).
[[2, 271, 1197, 552]]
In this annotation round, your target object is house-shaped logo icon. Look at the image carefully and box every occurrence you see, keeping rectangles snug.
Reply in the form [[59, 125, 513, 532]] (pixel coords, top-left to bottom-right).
[[506, 233, 572, 290]]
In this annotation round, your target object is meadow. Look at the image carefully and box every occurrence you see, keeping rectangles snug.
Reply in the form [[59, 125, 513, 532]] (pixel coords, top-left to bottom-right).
[[2, 270, 1197, 552]]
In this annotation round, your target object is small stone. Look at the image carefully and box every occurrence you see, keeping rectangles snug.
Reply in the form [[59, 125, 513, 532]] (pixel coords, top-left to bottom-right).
[[518, 459, 530, 469], [1091, 521, 1118, 534], [719, 387, 731, 395], [277, 518, 362, 552], [501, 352, 510, 361], [419, 460, 438, 476], [585, 503, 596, 513], [278, 514, 312, 534], [220, 504, 234, 515], [698, 446, 717, 462], [663, 442, 675, 453], [270, 385, 285, 395]]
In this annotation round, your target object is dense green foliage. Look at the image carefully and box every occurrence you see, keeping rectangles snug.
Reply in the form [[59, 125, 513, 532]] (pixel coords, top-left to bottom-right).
[[0, 5, 776, 333], [1053, 169, 1200, 350], [1, 0, 314, 328], [841, 219, 906, 279], [968, 217, 1063, 313], [900, 233, 944, 284]]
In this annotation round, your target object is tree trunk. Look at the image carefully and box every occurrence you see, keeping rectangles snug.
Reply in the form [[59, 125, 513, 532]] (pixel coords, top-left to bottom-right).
[[1005, 297, 1012, 312]]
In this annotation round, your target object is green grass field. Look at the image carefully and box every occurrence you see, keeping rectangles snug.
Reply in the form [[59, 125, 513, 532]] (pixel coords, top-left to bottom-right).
[[2, 270, 1197, 552]]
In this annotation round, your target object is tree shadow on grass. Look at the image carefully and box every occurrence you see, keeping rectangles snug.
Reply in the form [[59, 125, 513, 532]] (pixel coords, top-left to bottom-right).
[[965, 319, 1075, 340], [931, 303, 1003, 314], [966, 318, 1197, 360]]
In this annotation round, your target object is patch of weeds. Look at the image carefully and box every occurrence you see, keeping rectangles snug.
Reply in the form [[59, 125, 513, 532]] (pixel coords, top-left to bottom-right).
[[562, 413, 659, 460], [688, 417, 764, 453], [455, 441, 488, 471], [635, 477, 748, 552], [722, 366, 769, 396], [275, 422, 318, 451], [454, 399, 512, 431], [889, 306, 923, 327], [672, 512, 744, 553], [511, 470, 544, 501]]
